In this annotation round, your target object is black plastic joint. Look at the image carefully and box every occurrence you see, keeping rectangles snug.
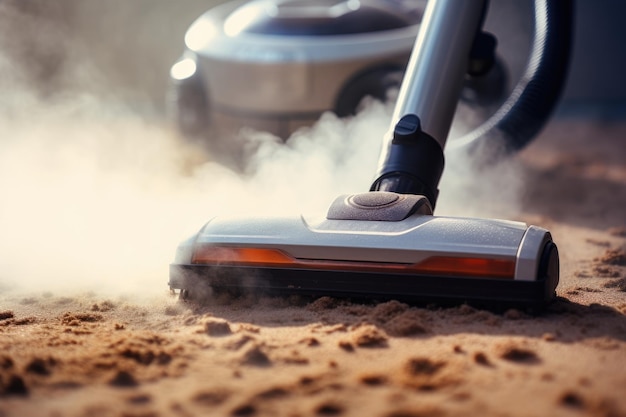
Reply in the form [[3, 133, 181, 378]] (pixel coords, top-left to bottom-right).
[[370, 114, 444, 208]]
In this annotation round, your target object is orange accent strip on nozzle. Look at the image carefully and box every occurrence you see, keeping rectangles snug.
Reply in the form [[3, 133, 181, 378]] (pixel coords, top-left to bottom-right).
[[409, 256, 516, 279], [191, 246, 516, 279], [191, 247, 295, 265]]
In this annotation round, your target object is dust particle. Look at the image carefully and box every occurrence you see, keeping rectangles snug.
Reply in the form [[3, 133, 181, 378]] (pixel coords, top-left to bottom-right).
[[404, 358, 445, 376], [25, 357, 56, 376], [0, 311, 14, 321], [559, 391, 585, 408], [225, 335, 255, 351], [351, 325, 388, 348], [183, 316, 198, 326], [371, 300, 409, 322], [91, 300, 115, 312], [61, 312, 103, 326], [109, 370, 138, 387], [0, 356, 14, 370], [232, 404, 256, 416], [238, 324, 260, 334], [315, 402, 344, 415], [503, 309, 527, 320], [204, 320, 232, 336], [608, 226, 626, 237], [341, 304, 371, 316], [127, 393, 152, 404], [11, 317, 37, 326], [308, 296, 340, 311], [193, 389, 231, 406], [542, 333, 557, 342], [574, 270, 591, 278], [164, 304, 185, 316], [359, 374, 388, 386], [585, 238, 611, 247], [574, 287, 603, 293], [119, 346, 172, 366], [592, 265, 621, 278], [255, 387, 289, 399], [299, 337, 320, 347], [2, 375, 29, 396], [595, 248, 626, 266], [455, 304, 477, 315], [299, 376, 316, 386], [281, 350, 309, 365], [385, 311, 429, 336], [603, 278, 626, 292], [473, 352, 491, 366], [241, 345, 271, 367], [385, 406, 444, 417], [497, 344, 540, 364]]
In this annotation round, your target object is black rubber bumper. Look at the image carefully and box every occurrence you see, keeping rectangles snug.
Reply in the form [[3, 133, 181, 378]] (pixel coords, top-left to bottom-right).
[[169, 264, 558, 311]]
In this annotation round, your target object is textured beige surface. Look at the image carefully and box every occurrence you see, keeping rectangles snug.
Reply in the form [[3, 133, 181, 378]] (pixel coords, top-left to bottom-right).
[[1, 118, 625, 417]]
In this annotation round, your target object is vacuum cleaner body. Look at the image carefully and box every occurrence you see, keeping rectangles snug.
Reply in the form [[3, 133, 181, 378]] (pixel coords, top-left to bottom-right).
[[169, 0, 425, 138]]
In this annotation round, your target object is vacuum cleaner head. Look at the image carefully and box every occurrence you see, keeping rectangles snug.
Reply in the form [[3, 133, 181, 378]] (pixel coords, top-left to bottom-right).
[[169, 192, 559, 309]]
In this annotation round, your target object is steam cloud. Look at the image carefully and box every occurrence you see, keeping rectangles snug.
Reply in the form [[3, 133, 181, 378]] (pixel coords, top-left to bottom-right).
[[0, 2, 525, 299]]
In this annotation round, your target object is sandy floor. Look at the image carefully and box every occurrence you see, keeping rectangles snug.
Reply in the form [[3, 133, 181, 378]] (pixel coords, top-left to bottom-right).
[[0, 116, 625, 417], [0, 2, 624, 416]]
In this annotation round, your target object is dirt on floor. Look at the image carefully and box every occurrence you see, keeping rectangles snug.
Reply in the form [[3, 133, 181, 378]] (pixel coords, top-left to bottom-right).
[[1, 116, 625, 417]]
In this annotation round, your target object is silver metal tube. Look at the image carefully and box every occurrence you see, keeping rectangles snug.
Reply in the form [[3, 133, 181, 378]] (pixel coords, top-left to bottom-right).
[[388, 0, 487, 147]]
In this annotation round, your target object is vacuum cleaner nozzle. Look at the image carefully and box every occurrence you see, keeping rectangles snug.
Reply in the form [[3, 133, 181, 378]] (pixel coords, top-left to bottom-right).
[[169, 191, 559, 309]]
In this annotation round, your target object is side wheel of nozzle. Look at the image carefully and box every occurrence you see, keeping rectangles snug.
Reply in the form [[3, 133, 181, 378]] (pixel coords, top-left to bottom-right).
[[539, 241, 560, 300]]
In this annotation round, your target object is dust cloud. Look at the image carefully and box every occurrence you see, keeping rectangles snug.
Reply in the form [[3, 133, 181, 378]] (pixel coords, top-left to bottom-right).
[[0, 1, 525, 299]]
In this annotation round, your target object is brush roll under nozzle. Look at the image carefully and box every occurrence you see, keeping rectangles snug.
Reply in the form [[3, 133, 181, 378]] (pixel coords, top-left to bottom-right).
[[370, 114, 444, 208]]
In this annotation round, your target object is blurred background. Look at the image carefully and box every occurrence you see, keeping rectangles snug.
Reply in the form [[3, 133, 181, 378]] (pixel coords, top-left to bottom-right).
[[1, 0, 624, 117]]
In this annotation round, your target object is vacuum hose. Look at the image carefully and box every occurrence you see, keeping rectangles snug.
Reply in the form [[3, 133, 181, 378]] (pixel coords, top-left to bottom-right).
[[450, 0, 574, 161]]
